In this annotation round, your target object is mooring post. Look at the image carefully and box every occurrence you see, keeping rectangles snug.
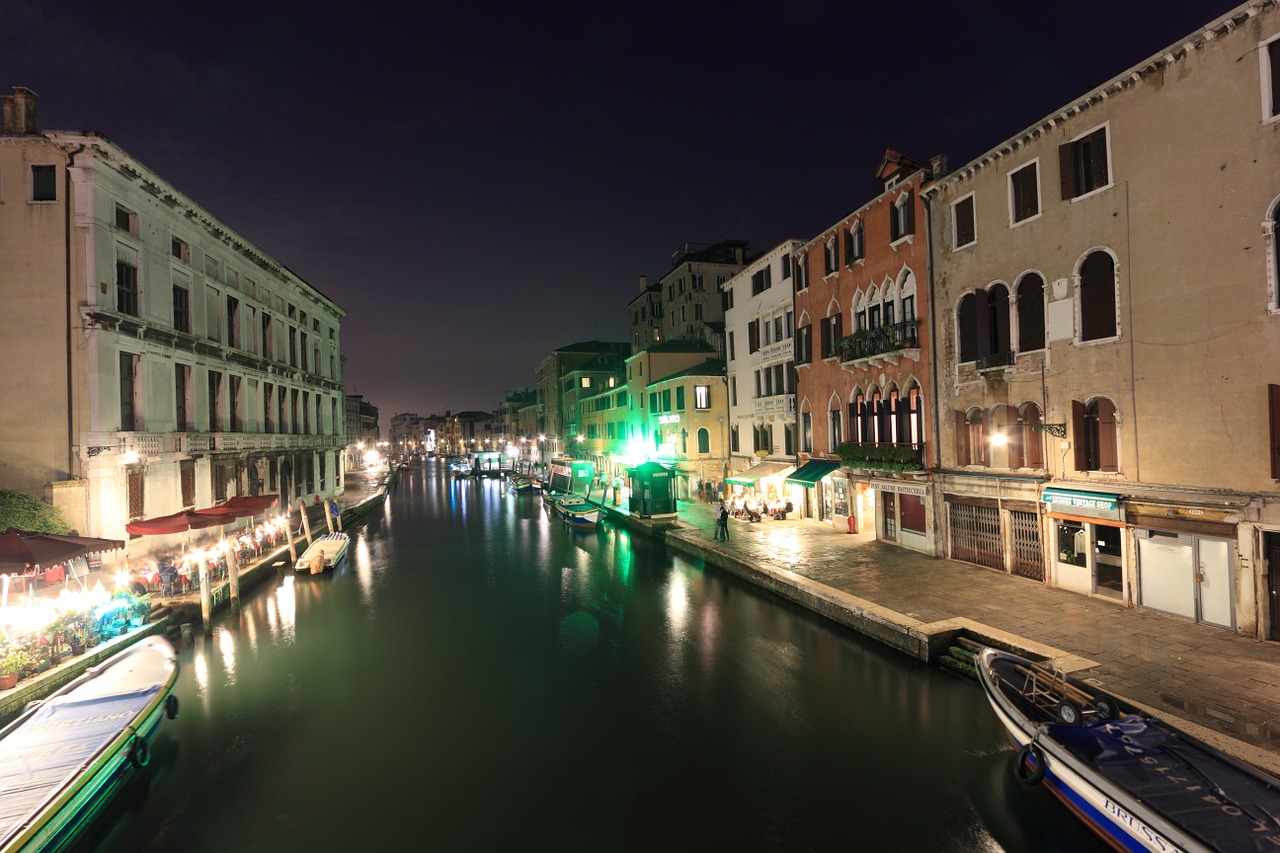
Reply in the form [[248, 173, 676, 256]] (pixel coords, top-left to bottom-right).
[[227, 544, 241, 615], [299, 498, 314, 546], [199, 557, 212, 635]]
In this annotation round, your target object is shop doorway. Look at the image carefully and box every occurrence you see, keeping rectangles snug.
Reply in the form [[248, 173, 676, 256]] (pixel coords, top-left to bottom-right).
[[1136, 531, 1234, 629]]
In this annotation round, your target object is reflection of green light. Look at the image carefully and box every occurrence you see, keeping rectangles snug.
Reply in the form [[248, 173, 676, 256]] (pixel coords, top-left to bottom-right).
[[614, 534, 632, 584]]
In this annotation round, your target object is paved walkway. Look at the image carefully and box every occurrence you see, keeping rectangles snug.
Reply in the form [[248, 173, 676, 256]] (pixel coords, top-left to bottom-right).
[[617, 497, 1280, 775]]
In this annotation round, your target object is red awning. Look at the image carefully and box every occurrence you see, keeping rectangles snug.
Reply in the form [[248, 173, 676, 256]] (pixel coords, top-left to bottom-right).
[[125, 509, 236, 536], [192, 495, 278, 520]]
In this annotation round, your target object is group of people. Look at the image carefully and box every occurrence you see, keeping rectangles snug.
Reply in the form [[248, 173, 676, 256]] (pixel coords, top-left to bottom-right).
[[713, 497, 796, 540]]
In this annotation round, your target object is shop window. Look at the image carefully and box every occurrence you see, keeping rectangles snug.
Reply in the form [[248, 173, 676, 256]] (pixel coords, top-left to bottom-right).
[[900, 493, 927, 534], [1057, 520, 1087, 566]]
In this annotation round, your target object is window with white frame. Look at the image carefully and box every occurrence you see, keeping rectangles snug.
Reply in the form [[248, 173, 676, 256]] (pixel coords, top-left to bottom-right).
[[824, 238, 838, 275], [1009, 161, 1040, 224], [1059, 125, 1110, 200], [952, 194, 975, 248], [1262, 35, 1280, 121], [694, 385, 710, 409], [890, 191, 915, 241]]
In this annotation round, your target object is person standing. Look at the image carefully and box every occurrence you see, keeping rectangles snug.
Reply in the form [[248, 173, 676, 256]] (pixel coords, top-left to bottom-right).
[[715, 502, 730, 541]]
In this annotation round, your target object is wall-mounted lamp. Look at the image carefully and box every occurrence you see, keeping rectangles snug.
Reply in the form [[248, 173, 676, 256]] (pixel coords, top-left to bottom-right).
[[1031, 423, 1068, 438]]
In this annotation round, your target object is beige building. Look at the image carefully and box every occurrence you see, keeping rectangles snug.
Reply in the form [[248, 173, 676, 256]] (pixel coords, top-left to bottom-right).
[[0, 88, 347, 557], [925, 2, 1280, 639]]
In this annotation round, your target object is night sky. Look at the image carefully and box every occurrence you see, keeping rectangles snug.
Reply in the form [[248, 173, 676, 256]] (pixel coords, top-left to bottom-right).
[[6, 0, 1235, 420]]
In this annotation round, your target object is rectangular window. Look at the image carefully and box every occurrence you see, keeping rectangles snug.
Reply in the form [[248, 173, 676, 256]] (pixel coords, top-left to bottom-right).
[[676, 386, 685, 410], [31, 164, 56, 201], [730, 425, 739, 453], [728, 331, 735, 361], [115, 205, 138, 235], [748, 320, 760, 354], [226, 296, 241, 348], [695, 385, 710, 409], [171, 236, 190, 262], [781, 255, 791, 279], [205, 255, 221, 282], [262, 313, 274, 360], [127, 470, 145, 520], [175, 363, 190, 431], [120, 352, 138, 430], [208, 370, 222, 432], [1267, 37, 1280, 120], [230, 375, 243, 432], [116, 247, 139, 317], [1010, 162, 1040, 223], [1059, 126, 1110, 199], [206, 286, 221, 342], [662, 389, 671, 412], [953, 194, 976, 248], [180, 460, 195, 508], [172, 275, 191, 332]]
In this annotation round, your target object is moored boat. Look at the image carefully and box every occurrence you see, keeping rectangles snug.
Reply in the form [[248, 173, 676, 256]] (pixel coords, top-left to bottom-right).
[[508, 476, 535, 494], [294, 531, 350, 574], [0, 636, 180, 852], [977, 645, 1280, 852], [554, 496, 600, 529]]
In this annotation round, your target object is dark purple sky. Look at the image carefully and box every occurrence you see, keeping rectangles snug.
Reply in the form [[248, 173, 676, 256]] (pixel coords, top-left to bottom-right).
[[7, 0, 1235, 420]]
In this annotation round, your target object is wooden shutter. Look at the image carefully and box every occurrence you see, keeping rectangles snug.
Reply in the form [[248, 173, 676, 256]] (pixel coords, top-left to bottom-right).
[[1096, 399, 1118, 472], [1071, 400, 1087, 470], [1090, 129, 1109, 188], [905, 190, 916, 235], [955, 410, 970, 466], [1269, 384, 1280, 478], [1058, 142, 1075, 200]]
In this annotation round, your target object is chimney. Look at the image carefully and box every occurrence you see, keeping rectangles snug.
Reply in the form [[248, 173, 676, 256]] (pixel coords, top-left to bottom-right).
[[2, 87, 38, 135], [930, 154, 949, 178], [639, 275, 648, 290]]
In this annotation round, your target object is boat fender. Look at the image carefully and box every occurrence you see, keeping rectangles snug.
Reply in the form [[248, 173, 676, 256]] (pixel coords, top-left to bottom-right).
[[1015, 742, 1046, 785], [165, 693, 180, 720], [129, 736, 150, 769]]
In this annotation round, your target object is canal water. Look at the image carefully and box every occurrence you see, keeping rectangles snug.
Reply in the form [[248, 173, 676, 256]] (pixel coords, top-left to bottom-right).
[[82, 460, 1106, 852]]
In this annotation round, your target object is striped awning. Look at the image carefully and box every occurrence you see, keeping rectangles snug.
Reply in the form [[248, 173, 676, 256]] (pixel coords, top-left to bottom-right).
[[726, 461, 795, 487]]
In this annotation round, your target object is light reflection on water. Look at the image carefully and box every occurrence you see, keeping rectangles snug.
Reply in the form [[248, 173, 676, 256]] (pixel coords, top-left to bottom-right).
[[80, 462, 1109, 853]]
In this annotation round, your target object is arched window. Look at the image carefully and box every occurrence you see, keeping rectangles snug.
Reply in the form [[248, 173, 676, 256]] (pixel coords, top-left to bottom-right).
[[1019, 402, 1044, 468], [1072, 397, 1118, 471], [956, 407, 987, 466], [1079, 251, 1117, 341], [986, 283, 1011, 356], [905, 386, 923, 448], [991, 404, 1020, 468], [853, 392, 870, 444], [1016, 274, 1045, 351], [697, 428, 709, 454], [957, 293, 978, 362], [1269, 199, 1280, 310], [871, 390, 886, 443], [829, 398, 843, 450]]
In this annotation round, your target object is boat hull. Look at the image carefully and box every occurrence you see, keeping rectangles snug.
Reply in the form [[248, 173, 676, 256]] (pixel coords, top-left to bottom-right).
[[0, 636, 179, 853], [294, 532, 350, 573]]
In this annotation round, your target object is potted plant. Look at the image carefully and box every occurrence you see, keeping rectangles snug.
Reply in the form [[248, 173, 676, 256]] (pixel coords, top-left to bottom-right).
[[0, 650, 27, 689], [69, 629, 86, 656], [129, 593, 152, 628]]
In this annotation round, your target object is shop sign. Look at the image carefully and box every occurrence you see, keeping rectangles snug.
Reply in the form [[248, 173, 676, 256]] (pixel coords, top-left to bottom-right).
[[871, 479, 927, 496], [658, 414, 681, 424], [1042, 487, 1123, 522]]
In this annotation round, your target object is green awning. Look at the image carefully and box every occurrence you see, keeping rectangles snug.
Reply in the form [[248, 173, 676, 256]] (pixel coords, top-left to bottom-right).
[[785, 460, 839, 487], [725, 461, 795, 487]]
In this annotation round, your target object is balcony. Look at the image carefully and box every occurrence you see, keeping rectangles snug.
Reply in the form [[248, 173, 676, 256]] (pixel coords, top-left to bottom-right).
[[753, 395, 796, 416], [758, 338, 793, 363], [975, 351, 1015, 373], [836, 319, 921, 369], [834, 441, 926, 473]]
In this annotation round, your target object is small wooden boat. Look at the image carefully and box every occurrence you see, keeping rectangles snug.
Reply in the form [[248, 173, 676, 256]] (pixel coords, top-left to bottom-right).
[[294, 531, 350, 574], [0, 636, 180, 852], [977, 645, 1280, 852], [554, 496, 600, 529], [508, 476, 535, 494]]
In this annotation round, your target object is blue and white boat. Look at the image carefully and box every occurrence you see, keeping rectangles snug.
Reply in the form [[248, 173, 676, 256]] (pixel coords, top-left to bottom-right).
[[553, 496, 600, 529], [0, 636, 180, 852], [294, 531, 349, 574], [977, 646, 1280, 852]]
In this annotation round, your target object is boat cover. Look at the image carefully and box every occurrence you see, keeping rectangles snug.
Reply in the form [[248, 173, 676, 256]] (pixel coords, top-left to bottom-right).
[[1049, 716, 1280, 851], [0, 668, 168, 846]]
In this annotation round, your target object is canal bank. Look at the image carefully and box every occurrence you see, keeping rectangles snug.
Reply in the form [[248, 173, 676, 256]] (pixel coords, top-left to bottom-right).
[[591, 495, 1280, 776]]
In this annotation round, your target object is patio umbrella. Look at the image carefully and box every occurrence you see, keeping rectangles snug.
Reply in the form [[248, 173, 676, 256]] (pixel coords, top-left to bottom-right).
[[125, 509, 236, 536], [0, 529, 113, 571], [199, 495, 278, 520]]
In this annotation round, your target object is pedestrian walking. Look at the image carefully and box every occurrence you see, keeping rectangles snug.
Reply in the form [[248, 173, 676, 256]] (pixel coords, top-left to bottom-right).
[[715, 502, 730, 541]]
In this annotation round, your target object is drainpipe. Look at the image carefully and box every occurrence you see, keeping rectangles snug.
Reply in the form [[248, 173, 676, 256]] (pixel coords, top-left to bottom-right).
[[64, 143, 86, 480], [922, 188, 943, 468]]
